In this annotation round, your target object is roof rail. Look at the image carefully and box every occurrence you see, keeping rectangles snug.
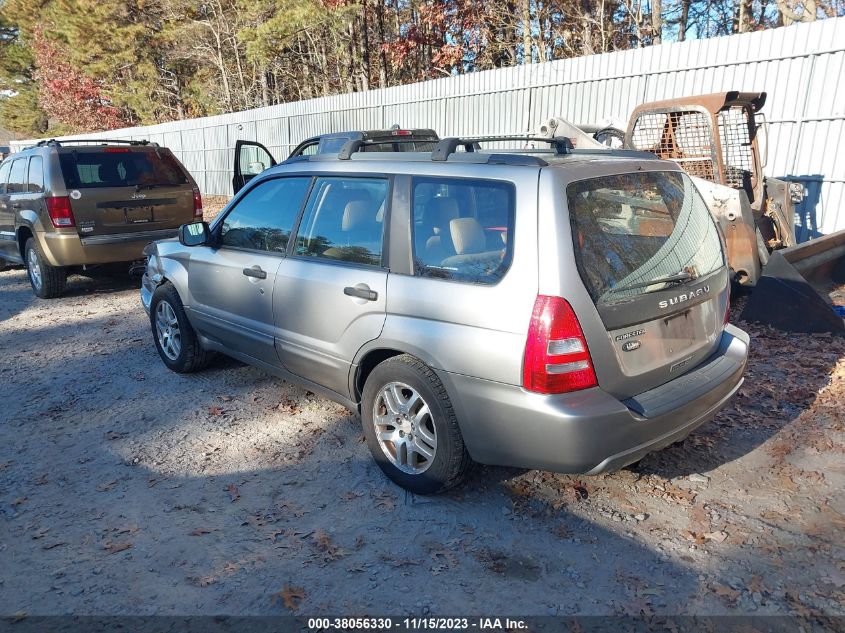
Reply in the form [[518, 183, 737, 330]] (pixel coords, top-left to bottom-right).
[[431, 136, 574, 161], [34, 138, 156, 148]]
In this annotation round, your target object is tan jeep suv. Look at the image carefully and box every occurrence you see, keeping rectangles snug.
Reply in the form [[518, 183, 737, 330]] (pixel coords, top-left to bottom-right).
[[0, 139, 202, 298]]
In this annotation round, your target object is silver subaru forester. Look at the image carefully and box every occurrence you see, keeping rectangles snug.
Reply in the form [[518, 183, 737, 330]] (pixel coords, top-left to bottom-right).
[[141, 136, 749, 494]]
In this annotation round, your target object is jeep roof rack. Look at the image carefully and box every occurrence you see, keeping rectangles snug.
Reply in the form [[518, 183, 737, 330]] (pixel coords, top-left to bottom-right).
[[34, 138, 156, 148], [337, 137, 438, 160]]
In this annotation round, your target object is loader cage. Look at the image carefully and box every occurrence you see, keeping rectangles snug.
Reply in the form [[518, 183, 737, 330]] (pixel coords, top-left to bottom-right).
[[626, 92, 765, 205]]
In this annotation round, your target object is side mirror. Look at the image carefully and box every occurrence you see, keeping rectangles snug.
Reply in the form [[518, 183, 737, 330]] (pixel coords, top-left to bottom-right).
[[178, 221, 211, 247]]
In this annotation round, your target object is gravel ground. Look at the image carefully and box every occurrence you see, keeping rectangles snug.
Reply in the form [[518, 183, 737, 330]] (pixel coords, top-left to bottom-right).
[[0, 260, 843, 618]]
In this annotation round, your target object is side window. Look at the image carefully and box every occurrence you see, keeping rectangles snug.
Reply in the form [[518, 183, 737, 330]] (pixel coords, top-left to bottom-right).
[[0, 161, 11, 195], [220, 177, 311, 253], [7, 159, 26, 194], [294, 177, 388, 266], [296, 142, 319, 157], [411, 176, 515, 285], [26, 156, 44, 193]]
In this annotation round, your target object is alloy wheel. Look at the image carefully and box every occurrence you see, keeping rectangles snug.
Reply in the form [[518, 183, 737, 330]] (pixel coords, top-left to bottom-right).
[[27, 248, 42, 291], [155, 300, 182, 361], [372, 381, 437, 474]]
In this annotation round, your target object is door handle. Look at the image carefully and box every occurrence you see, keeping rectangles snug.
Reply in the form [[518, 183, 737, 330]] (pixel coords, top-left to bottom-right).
[[344, 285, 378, 301], [242, 266, 267, 279], [11, 202, 20, 210]]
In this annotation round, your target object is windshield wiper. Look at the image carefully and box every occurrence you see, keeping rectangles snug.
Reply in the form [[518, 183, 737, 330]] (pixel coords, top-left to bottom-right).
[[609, 271, 694, 294]]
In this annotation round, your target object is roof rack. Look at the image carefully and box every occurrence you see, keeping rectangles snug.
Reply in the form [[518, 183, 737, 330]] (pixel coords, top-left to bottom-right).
[[34, 138, 156, 148], [431, 136, 574, 161]]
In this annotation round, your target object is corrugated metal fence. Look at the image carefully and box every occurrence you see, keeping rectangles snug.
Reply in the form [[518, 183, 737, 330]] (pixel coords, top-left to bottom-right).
[[12, 17, 845, 238]]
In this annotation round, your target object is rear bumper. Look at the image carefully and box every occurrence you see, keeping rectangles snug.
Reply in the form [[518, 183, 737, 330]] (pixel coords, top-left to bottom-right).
[[441, 324, 749, 474], [39, 228, 178, 267]]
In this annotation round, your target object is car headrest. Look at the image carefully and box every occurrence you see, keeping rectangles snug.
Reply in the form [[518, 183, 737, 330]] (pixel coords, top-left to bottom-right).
[[425, 197, 459, 233], [450, 217, 486, 255], [342, 200, 375, 232], [98, 161, 121, 183]]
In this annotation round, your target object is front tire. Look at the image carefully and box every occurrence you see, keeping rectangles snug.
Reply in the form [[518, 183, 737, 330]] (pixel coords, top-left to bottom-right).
[[361, 354, 472, 494], [25, 238, 66, 298], [150, 282, 213, 373]]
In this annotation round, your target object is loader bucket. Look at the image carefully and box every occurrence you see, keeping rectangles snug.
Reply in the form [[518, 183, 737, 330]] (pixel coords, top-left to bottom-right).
[[739, 230, 845, 334]]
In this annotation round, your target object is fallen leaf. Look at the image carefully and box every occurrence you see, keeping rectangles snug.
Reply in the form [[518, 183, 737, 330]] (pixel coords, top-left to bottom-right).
[[313, 529, 345, 561], [96, 480, 118, 492], [208, 406, 224, 416], [104, 541, 133, 554], [32, 527, 50, 540], [190, 528, 214, 536], [41, 541, 67, 550], [682, 530, 706, 545], [10, 612, 26, 623], [196, 575, 216, 587], [219, 395, 232, 402], [104, 431, 125, 440], [0, 462, 11, 471], [712, 583, 740, 603], [11, 497, 27, 507], [748, 574, 765, 593], [704, 531, 728, 543], [373, 491, 397, 511], [273, 584, 305, 611], [226, 483, 240, 502]]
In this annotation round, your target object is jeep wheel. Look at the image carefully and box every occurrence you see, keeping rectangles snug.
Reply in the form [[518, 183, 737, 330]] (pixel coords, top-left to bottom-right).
[[361, 354, 472, 494], [25, 238, 67, 298], [150, 282, 213, 373]]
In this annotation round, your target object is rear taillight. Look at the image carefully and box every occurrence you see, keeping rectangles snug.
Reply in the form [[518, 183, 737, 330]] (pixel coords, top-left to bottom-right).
[[46, 196, 76, 228], [523, 295, 598, 394], [192, 187, 203, 219]]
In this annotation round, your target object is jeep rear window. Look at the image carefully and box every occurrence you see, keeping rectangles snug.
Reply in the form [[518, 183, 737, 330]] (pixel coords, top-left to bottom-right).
[[58, 149, 189, 189], [567, 171, 723, 305]]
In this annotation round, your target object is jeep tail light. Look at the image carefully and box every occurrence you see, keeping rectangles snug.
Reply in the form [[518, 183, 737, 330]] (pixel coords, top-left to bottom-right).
[[193, 187, 203, 218], [46, 196, 76, 228], [523, 295, 597, 394]]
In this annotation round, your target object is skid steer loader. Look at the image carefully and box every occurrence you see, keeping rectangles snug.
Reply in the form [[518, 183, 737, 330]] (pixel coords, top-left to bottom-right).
[[554, 91, 844, 334]]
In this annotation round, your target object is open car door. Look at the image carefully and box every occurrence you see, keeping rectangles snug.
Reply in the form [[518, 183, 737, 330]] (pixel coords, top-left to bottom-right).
[[233, 140, 277, 194]]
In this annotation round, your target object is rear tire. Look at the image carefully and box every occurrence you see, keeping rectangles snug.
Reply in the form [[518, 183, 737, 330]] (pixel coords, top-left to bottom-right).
[[150, 282, 213, 373], [361, 354, 472, 494], [25, 238, 67, 298]]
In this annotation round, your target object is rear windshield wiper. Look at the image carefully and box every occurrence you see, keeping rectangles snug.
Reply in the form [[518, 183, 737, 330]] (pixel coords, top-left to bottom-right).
[[609, 271, 694, 294]]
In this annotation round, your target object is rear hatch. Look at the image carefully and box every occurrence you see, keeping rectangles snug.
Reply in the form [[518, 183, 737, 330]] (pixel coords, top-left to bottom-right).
[[563, 167, 729, 400], [57, 147, 196, 237]]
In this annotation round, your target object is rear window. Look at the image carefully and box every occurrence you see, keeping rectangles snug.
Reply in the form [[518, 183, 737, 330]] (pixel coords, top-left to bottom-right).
[[58, 149, 189, 189], [567, 171, 723, 304]]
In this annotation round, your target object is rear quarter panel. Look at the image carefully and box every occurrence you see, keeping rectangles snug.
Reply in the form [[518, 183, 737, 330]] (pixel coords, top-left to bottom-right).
[[378, 165, 541, 385]]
